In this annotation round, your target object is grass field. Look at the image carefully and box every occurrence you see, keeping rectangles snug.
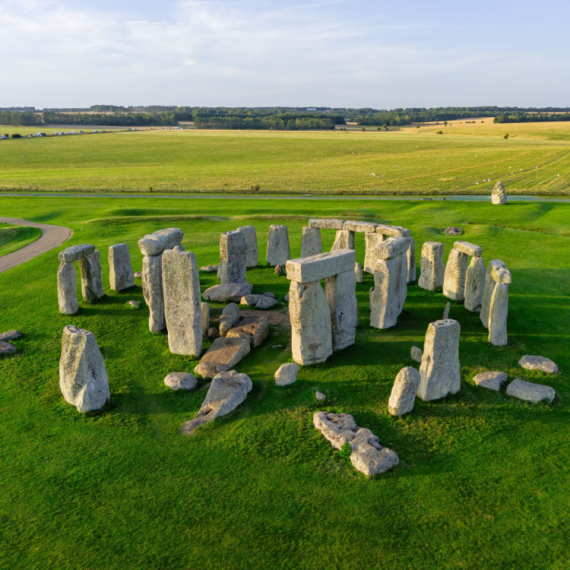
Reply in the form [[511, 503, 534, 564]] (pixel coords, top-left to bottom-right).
[[0, 195, 568, 569], [1, 121, 570, 195], [0, 223, 42, 257]]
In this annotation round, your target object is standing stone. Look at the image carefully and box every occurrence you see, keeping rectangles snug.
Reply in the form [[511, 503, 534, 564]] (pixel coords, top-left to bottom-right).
[[443, 302, 451, 320], [325, 269, 357, 351], [331, 230, 355, 251], [388, 367, 421, 416], [355, 262, 363, 283], [219, 231, 247, 285], [418, 242, 445, 291], [488, 282, 508, 346], [59, 325, 109, 412], [396, 244, 409, 313], [78, 250, 104, 302], [492, 181, 507, 205], [443, 249, 469, 301], [142, 254, 165, 333], [201, 302, 210, 336], [266, 225, 290, 266], [364, 232, 384, 274], [370, 257, 400, 329], [480, 260, 507, 328], [108, 243, 134, 291], [237, 225, 258, 267], [417, 319, 461, 401], [57, 261, 79, 315], [464, 256, 485, 312], [301, 226, 322, 258], [406, 238, 416, 283], [162, 247, 202, 357], [289, 280, 333, 365]]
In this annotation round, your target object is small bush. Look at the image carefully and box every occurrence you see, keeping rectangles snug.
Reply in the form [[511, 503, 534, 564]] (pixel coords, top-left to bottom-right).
[[504, 133, 509, 139], [10, 134, 22, 139], [436, 131, 443, 135]]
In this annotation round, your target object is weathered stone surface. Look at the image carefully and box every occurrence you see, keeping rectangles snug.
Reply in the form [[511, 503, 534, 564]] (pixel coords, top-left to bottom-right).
[[219, 304, 240, 337], [343, 220, 378, 233], [454, 241, 483, 257], [464, 256, 486, 312], [266, 225, 290, 266], [227, 316, 269, 347], [134, 271, 143, 278], [162, 247, 202, 357], [506, 379, 555, 404], [443, 302, 451, 320], [58, 244, 95, 263], [396, 244, 409, 312], [445, 227, 462, 236], [284, 293, 289, 302], [301, 226, 322, 258], [182, 370, 252, 433], [275, 362, 299, 386], [286, 249, 356, 284], [194, 337, 251, 379], [407, 238, 416, 283], [376, 237, 410, 260], [201, 302, 210, 335], [255, 296, 279, 310], [370, 257, 400, 329], [219, 230, 247, 285], [142, 254, 165, 333], [309, 219, 344, 230], [519, 355, 559, 374], [78, 250, 104, 302], [363, 232, 384, 273], [355, 262, 363, 283], [0, 330, 22, 342], [488, 282, 508, 346], [492, 181, 507, 205], [164, 372, 197, 390], [411, 346, 422, 363], [418, 241, 445, 291], [315, 391, 327, 401], [240, 294, 265, 307], [200, 265, 219, 273], [0, 341, 17, 355], [275, 264, 285, 275], [108, 243, 134, 291], [289, 280, 332, 365], [313, 411, 356, 449], [417, 319, 461, 401], [59, 325, 109, 412], [138, 228, 183, 257], [237, 225, 259, 267], [331, 229, 355, 251], [473, 371, 508, 391], [57, 261, 79, 315], [127, 300, 139, 309], [480, 260, 506, 328], [263, 292, 276, 299], [325, 269, 357, 351], [376, 224, 409, 237], [388, 367, 421, 416], [490, 264, 512, 284], [443, 248, 469, 301], [203, 283, 253, 303]]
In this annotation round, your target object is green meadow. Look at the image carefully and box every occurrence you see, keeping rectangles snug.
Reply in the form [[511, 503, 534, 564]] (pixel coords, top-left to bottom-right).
[[0, 223, 42, 257], [0, 195, 569, 569]]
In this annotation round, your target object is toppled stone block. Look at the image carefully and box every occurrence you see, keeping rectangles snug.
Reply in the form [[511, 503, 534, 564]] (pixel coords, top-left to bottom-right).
[[138, 228, 183, 257], [58, 244, 95, 263], [240, 294, 265, 306], [518, 355, 559, 374], [194, 337, 251, 379], [286, 250, 356, 283], [316, 391, 327, 401], [203, 283, 253, 303], [506, 379, 555, 404], [164, 372, 197, 390], [219, 304, 240, 337], [200, 265, 219, 273], [0, 330, 22, 342], [388, 367, 421, 416], [275, 362, 299, 386], [444, 227, 462, 236], [473, 371, 508, 391], [227, 316, 269, 347], [0, 341, 17, 355]]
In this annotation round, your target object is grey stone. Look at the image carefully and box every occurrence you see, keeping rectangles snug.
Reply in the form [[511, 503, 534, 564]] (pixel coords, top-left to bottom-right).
[[363, 232, 384, 273], [331, 229, 355, 251], [227, 316, 269, 347], [325, 269, 357, 351], [59, 325, 109, 413], [164, 372, 197, 390], [219, 230, 247, 285], [0, 330, 22, 342], [488, 282, 508, 346], [127, 300, 139, 309], [506, 379, 555, 404], [203, 283, 254, 303], [480, 260, 507, 328], [445, 227, 462, 236], [388, 367, 421, 416], [315, 391, 327, 401], [473, 371, 508, 391], [418, 241, 445, 291], [284, 293, 289, 302], [376, 237, 410, 260], [301, 226, 322, 258], [355, 262, 363, 283], [200, 265, 219, 273], [240, 294, 265, 307], [219, 303, 240, 337], [518, 355, 559, 374], [78, 250, 104, 302], [464, 256, 486, 312], [417, 319, 461, 401], [313, 411, 357, 449], [490, 264, 512, 284], [370, 257, 400, 329], [57, 261, 79, 315], [454, 241, 483, 257], [309, 219, 345, 230], [263, 292, 276, 299], [407, 237, 416, 283], [443, 248, 469, 301], [411, 346, 422, 363], [443, 302, 451, 320], [492, 181, 507, 205], [0, 341, 16, 355], [376, 224, 409, 238], [182, 370, 253, 433], [286, 249, 356, 284], [194, 337, 251, 379], [343, 220, 378, 233], [275, 264, 285, 276], [138, 228, 183, 257], [108, 243, 134, 291], [201, 302, 210, 335], [58, 244, 95, 263], [274, 362, 300, 386], [255, 296, 279, 310], [266, 225, 290, 266], [142, 254, 165, 333], [237, 225, 259, 267]]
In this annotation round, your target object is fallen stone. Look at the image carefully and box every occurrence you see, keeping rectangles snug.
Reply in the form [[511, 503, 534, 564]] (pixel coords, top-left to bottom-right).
[[200, 265, 219, 273], [301, 226, 322, 258], [219, 230, 247, 285], [275, 362, 299, 386], [240, 294, 265, 306], [506, 379, 555, 404], [266, 225, 290, 266], [182, 370, 253, 433], [355, 262, 363, 283], [194, 337, 251, 379], [134, 271, 143, 278], [203, 283, 253, 303], [518, 355, 559, 374], [0, 330, 22, 342], [454, 241, 483, 257], [201, 302, 210, 335], [331, 229, 355, 251], [473, 371, 508, 391], [227, 316, 269, 347], [443, 302, 451, 320], [127, 300, 139, 309], [57, 261, 79, 315], [492, 181, 507, 205], [445, 227, 462, 236], [138, 228, 183, 257], [58, 244, 95, 263], [256, 296, 279, 310], [219, 303, 240, 337], [164, 372, 197, 390], [275, 264, 285, 276], [411, 346, 422, 363], [237, 225, 259, 267], [316, 391, 327, 401], [78, 250, 104, 302], [388, 367, 421, 416], [286, 249, 356, 284], [0, 341, 17, 355], [263, 292, 276, 299], [418, 241, 445, 291], [108, 243, 134, 291], [309, 219, 344, 230], [208, 327, 219, 340]]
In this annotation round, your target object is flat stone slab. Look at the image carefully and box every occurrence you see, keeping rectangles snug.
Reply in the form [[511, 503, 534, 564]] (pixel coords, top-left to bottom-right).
[[0, 341, 17, 355], [138, 228, 183, 257], [164, 372, 197, 390], [275, 362, 299, 386], [309, 219, 345, 230], [343, 220, 378, 233], [454, 241, 482, 257], [473, 371, 508, 391], [376, 224, 409, 237], [200, 265, 219, 273], [0, 330, 22, 342], [203, 283, 253, 304], [58, 244, 95, 263], [286, 249, 356, 283], [506, 379, 556, 404], [519, 355, 559, 374], [227, 316, 269, 348], [194, 337, 251, 379]]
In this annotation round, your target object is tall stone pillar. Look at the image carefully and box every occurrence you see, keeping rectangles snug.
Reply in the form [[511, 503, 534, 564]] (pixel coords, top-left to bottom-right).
[[325, 269, 357, 350], [108, 243, 134, 291], [142, 254, 165, 333], [480, 260, 507, 328], [266, 225, 290, 266], [57, 261, 79, 315], [488, 282, 508, 346], [237, 225, 258, 268], [442, 249, 469, 301], [370, 257, 400, 329], [364, 232, 384, 274], [407, 237, 416, 283], [464, 256, 485, 312], [219, 230, 247, 285], [301, 226, 322, 258], [418, 241, 445, 291], [331, 230, 355, 251], [78, 250, 104, 302]]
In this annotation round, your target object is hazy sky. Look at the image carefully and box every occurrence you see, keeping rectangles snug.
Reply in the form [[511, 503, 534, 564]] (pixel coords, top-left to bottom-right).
[[2, 0, 569, 108]]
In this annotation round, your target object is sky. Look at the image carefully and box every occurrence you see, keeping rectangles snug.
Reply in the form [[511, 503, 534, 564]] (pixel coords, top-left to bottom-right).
[[2, 0, 569, 109]]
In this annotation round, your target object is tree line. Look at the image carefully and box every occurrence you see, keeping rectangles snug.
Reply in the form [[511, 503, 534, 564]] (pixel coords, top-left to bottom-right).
[[194, 115, 336, 130], [494, 113, 570, 123], [0, 111, 42, 126]]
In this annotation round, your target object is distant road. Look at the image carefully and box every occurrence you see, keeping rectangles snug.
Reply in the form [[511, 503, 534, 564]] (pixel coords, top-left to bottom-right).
[[0, 217, 71, 273]]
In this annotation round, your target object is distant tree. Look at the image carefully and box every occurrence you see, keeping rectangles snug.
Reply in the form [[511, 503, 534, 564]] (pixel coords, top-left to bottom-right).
[[504, 134, 509, 139]]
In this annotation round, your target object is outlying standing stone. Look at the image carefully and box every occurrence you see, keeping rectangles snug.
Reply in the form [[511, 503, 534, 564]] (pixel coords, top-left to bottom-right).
[[388, 367, 421, 416], [301, 226, 322, 258], [219, 304, 240, 337], [108, 243, 134, 291], [237, 225, 259, 267], [275, 362, 299, 386], [518, 355, 559, 374], [194, 337, 251, 379], [266, 225, 290, 266], [418, 241, 445, 291], [473, 371, 508, 391], [492, 181, 507, 205], [506, 379, 555, 404], [164, 372, 197, 390]]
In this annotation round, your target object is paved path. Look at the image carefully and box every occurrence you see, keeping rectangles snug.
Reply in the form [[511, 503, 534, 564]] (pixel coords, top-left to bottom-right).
[[0, 217, 72, 274]]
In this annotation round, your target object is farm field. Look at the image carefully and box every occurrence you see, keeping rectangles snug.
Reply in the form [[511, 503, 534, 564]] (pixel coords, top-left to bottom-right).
[[0, 223, 42, 257], [0, 195, 569, 569], [1, 123, 570, 195]]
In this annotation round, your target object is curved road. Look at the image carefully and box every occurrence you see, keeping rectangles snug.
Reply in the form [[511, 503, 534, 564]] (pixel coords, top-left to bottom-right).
[[0, 217, 72, 274]]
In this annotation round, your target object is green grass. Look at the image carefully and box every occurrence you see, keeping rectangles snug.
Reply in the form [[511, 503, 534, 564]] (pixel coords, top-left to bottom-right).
[[0, 196, 569, 569], [0, 224, 42, 257], [1, 126, 570, 195]]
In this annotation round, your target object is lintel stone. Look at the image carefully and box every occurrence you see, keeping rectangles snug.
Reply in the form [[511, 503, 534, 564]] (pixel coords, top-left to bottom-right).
[[286, 250, 356, 283]]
